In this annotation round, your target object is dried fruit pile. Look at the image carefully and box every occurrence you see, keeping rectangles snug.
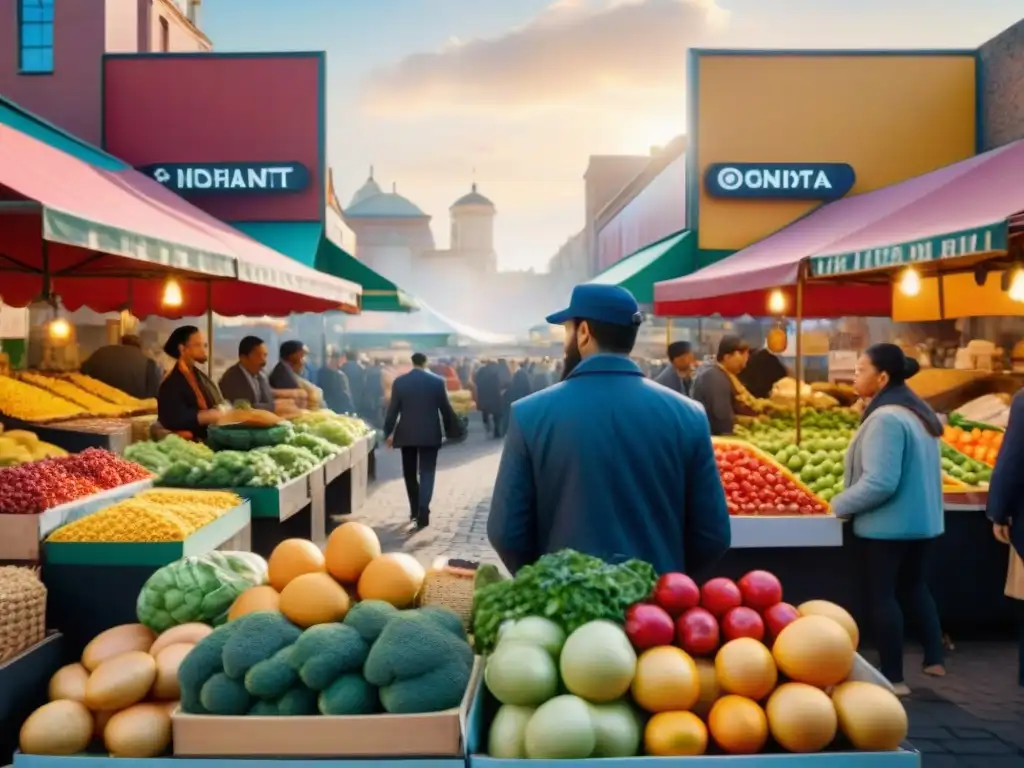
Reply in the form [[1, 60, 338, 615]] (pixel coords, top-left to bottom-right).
[[68, 372, 154, 410], [18, 373, 130, 417], [712, 438, 828, 516], [0, 375, 84, 422]]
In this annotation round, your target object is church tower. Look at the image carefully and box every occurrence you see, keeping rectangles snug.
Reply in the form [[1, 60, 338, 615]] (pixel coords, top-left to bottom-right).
[[449, 182, 496, 273]]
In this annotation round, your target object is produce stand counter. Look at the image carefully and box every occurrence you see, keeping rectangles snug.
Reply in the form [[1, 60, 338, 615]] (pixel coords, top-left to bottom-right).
[[0, 415, 132, 455], [0, 634, 66, 766], [43, 501, 252, 657], [324, 434, 374, 533]]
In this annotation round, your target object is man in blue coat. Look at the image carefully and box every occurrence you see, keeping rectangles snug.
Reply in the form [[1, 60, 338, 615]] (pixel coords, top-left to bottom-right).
[[488, 284, 731, 576]]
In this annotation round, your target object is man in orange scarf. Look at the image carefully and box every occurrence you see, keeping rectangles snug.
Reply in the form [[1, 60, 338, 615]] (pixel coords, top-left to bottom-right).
[[156, 325, 224, 441]]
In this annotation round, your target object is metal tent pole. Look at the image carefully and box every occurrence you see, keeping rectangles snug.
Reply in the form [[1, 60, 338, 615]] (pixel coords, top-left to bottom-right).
[[794, 267, 805, 445], [206, 281, 214, 377]]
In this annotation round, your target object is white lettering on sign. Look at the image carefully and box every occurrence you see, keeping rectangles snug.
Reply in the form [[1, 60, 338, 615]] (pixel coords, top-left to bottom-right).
[[168, 166, 297, 191], [716, 167, 833, 192], [811, 228, 996, 276]]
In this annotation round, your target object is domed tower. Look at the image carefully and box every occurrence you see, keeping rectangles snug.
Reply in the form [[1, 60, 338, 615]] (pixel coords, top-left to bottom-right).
[[450, 182, 496, 273], [348, 166, 383, 208]]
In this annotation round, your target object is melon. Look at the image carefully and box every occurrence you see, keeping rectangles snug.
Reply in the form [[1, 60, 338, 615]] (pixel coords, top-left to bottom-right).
[[773, 615, 854, 688], [151, 642, 193, 700], [48, 663, 89, 703], [149, 623, 212, 656], [104, 702, 172, 758], [81, 624, 156, 671], [766, 682, 837, 752], [831, 681, 908, 751], [85, 651, 158, 710], [267, 538, 327, 592], [20, 700, 93, 755], [325, 522, 381, 583], [357, 552, 426, 608], [228, 585, 281, 620], [715, 638, 777, 701], [798, 600, 860, 648], [279, 572, 352, 627], [562, 621, 637, 704]]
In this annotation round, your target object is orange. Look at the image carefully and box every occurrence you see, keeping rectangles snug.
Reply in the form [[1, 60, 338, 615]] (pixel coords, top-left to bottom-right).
[[227, 585, 280, 621], [692, 658, 722, 718], [773, 615, 854, 688], [267, 539, 326, 592], [708, 695, 768, 754], [278, 572, 351, 628], [325, 522, 381, 583], [357, 552, 426, 608], [644, 711, 708, 756], [715, 638, 777, 701], [766, 683, 837, 752], [630, 646, 700, 713]]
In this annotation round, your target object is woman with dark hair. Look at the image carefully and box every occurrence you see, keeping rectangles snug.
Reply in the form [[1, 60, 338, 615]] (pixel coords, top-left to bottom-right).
[[156, 326, 225, 441], [831, 343, 946, 695]]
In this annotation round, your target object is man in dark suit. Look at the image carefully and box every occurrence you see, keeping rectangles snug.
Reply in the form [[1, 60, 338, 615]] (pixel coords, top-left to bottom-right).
[[219, 336, 276, 411], [81, 334, 161, 399], [384, 352, 463, 531], [654, 341, 696, 397]]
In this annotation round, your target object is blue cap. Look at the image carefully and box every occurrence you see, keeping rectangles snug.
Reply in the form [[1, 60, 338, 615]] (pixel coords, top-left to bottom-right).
[[545, 284, 644, 327]]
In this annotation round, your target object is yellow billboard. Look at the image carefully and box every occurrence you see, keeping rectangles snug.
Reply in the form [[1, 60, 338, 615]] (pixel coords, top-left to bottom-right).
[[690, 52, 977, 254]]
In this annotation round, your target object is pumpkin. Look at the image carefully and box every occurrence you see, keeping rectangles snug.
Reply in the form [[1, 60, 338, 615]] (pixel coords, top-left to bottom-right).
[[82, 624, 156, 671], [105, 703, 172, 758], [267, 538, 326, 592], [85, 651, 158, 710], [228, 584, 281, 620], [325, 522, 381, 583], [20, 700, 94, 755], [357, 552, 426, 608], [279, 572, 351, 627]]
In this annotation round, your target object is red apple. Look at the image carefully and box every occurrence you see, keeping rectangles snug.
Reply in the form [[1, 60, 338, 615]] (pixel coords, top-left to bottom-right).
[[763, 602, 801, 642], [738, 570, 784, 611], [624, 603, 675, 650], [720, 606, 765, 642], [652, 573, 701, 617], [676, 607, 720, 657], [700, 577, 743, 617]]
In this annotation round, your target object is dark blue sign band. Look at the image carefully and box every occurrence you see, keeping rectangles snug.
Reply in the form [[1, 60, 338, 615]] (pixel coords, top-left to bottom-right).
[[139, 162, 310, 194], [705, 163, 855, 200]]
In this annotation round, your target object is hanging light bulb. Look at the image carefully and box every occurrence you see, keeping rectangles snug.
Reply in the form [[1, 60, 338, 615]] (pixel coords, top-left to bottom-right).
[[48, 318, 71, 341], [1009, 267, 1024, 303], [767, 289, 787, 316], [162, 278, 183, 308], [898, 267, 921, 297]]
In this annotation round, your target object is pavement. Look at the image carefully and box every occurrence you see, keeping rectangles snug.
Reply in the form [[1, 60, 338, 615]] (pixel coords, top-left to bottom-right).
[[347, 418, 1024, 767]]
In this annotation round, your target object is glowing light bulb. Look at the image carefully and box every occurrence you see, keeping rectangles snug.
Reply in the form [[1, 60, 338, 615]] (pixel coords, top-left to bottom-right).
[[48, 318, 70, 340], [162, 279, 183, 307], [898, 267, 921, 297], [767, 289, 787, 316], [1009, 268, 1024, 303]]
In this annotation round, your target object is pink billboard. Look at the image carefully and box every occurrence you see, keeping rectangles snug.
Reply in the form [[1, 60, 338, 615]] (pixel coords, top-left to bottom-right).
[[596, 152, 687, 271], [102, 53, 323, 223]]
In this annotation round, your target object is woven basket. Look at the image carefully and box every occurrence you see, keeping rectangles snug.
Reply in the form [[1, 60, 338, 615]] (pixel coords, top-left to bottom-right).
[[418, 558, 478, 630], [0, 566, 47, 664]]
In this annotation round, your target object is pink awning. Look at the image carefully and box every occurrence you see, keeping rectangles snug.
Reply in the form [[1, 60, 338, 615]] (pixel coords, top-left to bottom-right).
[[0, 119, 360, 316], [655, 139, 1024, 318]]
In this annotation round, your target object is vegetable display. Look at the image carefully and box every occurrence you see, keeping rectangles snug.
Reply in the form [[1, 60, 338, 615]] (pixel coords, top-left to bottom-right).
[[472, 549, 657, 653], [158, 450, 288, 489], [713, 438, 830, 516], [942, 424, 1002, 466], [18, 373, 132, 417], [137, 551, 270, 632], [208, 423, 295, 452], [0, 449, 153, 515], [45, 489, 242, 543], [0, 374, 84, 422], [125, 436, 213, 475], [940, 442, 993, 486], [292, 410, 372, 447]]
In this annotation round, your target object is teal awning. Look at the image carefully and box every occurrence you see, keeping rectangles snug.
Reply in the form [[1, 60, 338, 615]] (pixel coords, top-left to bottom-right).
[[234, 221, 417, 313], [589, 230, 696, 305]]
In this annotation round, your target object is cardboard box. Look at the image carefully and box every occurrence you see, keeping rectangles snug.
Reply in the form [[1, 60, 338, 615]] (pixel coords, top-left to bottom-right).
[[172, 657, 481, 757]]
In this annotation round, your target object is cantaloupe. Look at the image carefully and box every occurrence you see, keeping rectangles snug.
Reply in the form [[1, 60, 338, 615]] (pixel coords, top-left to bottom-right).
[[357, 552, 426, 608], [85, 650, 158, 710], [325, 522, 381, 583], [48, 662, 89, 703], [766, 683, 837, 753], [773, 615, 854, 689], [151, 642, 193, 700], [831, 682, 908, 751], [228, 585, 281, 620], [82, 624, 156, 671], [105, 703, 172, 758], [149, 623, 212, 656], [267, 538, 327, 592], [279, 572, 351, 627], [20, 700, 94, 755]]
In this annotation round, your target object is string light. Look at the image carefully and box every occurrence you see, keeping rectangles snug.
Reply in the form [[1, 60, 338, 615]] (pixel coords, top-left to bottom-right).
[[898, 267, 921, 297], [767, 289, 787, 315], [162, 279, 183, 308], [47, 318, 70, 341], [1008, 267, 1024, 303]]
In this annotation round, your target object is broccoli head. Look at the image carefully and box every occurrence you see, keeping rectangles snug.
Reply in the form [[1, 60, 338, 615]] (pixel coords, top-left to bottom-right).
[[416, 606, 467, 640], [222, 611, 302, 679], [245, 646, 299, 700], [277, 685, 319, 716], [200, 672, 251, 715], [363, 609, 474, 714], [289, 623, 369, 691], [178, 620, 242, 713], [343, 600, 399, 643], [318, 673, 379, 716]]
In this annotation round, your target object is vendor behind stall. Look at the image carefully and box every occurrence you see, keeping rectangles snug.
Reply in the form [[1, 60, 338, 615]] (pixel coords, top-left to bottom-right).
[[80, 334, 161, 399], [157, 326, 224, 441], [692, 335, 752, 436], [218, 336, 277, 412]]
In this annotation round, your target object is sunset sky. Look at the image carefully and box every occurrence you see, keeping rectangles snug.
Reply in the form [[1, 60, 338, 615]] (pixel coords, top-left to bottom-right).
[[202, 0, 1022, 272]]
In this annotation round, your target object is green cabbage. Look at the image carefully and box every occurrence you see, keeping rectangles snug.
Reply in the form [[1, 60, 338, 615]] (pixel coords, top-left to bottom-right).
[[136, 551, 269, 632]]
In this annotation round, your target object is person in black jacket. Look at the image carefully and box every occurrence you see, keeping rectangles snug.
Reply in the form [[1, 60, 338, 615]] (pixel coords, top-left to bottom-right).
[[317, 349, 355, 414], [384, 353, 464, 531], [156, 326, 224, 441], [654, 341, 695, 397]]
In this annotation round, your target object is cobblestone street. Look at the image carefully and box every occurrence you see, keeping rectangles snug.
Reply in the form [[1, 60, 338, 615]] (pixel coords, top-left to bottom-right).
[[349, 421, 1024, 766]]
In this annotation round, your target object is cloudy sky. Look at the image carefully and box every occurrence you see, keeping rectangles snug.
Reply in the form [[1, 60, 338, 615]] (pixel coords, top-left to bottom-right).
[[203, 0, 1021, 272]]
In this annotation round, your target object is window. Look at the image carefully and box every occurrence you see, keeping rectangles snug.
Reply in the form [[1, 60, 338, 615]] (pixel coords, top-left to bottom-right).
[[18, 0, 54, 74], [159, 16, 169, 51]]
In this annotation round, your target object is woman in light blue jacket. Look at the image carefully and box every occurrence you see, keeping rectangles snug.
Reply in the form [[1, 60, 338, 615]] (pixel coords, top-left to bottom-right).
[[832, 343, 946, 694]]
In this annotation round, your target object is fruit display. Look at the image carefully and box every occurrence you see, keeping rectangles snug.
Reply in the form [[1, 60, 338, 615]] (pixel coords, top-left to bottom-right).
[[45, 489, 243, 543], [734, 408, 859, 456], [941, 442, 993, 487], [207, 422, 294, 452], [942, 423, 1002, 466], [481, 561, 908, 758], [20, 622, 211, 757], [448, 390, 475, 417], [291, 410, 373, 447], [0, 374, 85, 422], [712, 438, 830, 516], [136, 551, 270, 632], [18, 372, 132, 417], [68, 373, 157, 412], [0, 426, 67, 466], [124, 435, 215, 474], [0, 448, 153, 515]]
